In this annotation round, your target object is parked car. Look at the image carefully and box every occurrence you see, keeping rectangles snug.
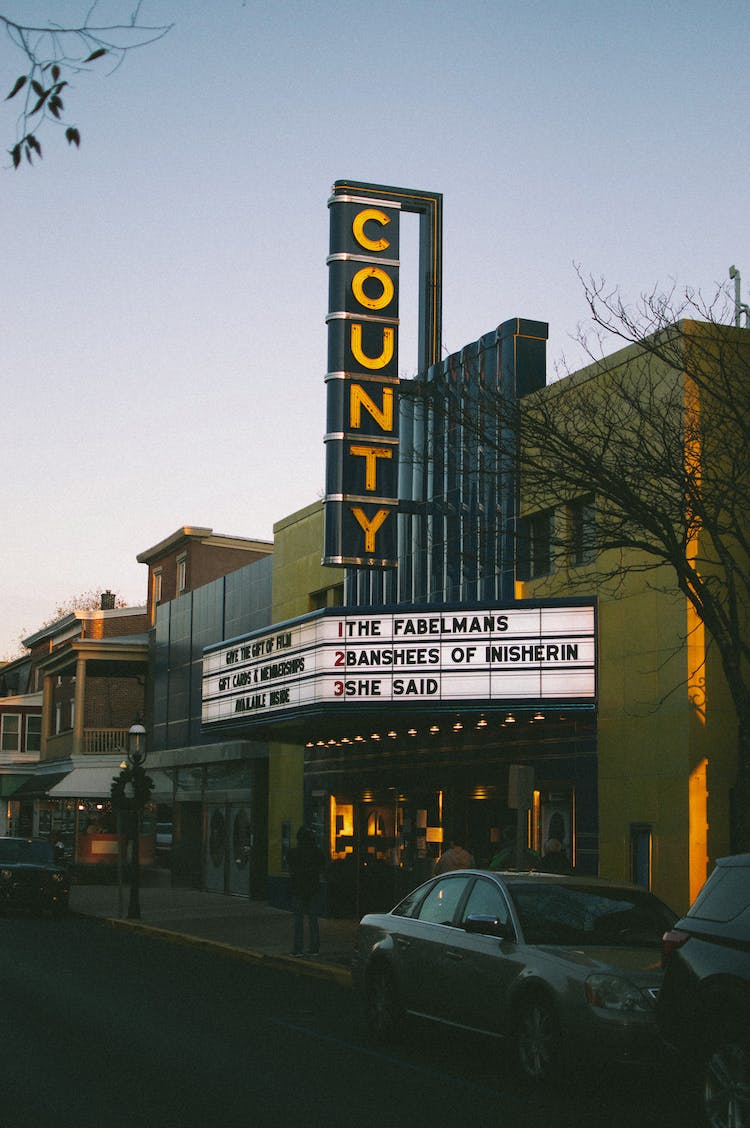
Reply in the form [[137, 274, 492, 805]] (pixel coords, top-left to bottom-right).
[[354, 868, 676, 1083], [658, 854, 750, 1128], [0, 837, 70, 915]]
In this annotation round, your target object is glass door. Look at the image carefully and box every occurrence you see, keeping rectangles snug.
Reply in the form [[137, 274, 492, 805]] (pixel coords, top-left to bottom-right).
[[229, 806, 252, 896], [205, 804, 227, 893]]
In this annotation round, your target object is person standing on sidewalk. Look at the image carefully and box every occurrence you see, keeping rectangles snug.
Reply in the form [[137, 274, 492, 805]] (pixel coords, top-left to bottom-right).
[[287, 826, 325, 956]]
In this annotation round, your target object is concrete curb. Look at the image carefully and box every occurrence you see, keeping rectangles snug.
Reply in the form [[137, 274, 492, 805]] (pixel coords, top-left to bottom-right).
[[84, 912, 354, 988]]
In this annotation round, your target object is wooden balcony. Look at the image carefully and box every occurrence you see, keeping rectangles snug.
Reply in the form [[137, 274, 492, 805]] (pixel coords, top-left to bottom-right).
[[83, 728, 130, 755], [45, 728, 130, 759]]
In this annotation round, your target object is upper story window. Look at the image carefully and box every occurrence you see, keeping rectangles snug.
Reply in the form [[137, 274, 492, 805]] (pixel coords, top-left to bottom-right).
[[176, 554, 187, 594], [151, 569, 163, 624], [25, 715, 41, 755], [1, 714, 21, 755], [568, 496, 596, 566], [517, 510, 553, 580]]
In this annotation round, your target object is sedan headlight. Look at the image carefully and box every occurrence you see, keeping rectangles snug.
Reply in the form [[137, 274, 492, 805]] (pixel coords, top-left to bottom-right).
[[585, 974, 651, 1013]]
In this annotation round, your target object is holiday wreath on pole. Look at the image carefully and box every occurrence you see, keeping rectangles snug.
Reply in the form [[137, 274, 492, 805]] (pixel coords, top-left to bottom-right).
[[111, 765, 154, 811]]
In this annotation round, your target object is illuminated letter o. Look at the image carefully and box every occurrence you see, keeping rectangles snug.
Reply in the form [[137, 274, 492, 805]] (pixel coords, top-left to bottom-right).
[[351, 267, 394, 311]]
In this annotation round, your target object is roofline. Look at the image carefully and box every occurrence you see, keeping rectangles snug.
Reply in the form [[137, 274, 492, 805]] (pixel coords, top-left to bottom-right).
[[136, 526, 273, 564], [37, 636, 150, 675], [22, 606, 147, 649]]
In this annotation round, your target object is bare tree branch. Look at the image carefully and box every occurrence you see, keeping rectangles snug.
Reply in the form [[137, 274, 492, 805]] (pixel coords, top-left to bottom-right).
[[415, 280, 750, 845]]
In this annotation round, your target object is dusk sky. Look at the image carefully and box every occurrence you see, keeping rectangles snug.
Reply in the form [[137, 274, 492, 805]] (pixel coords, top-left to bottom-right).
[[1, 0, 747, 657]]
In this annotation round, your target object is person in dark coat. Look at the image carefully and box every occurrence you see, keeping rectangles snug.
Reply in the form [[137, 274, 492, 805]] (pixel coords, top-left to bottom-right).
[[541, 838, 573, 873], [287, 826, 325, 956]]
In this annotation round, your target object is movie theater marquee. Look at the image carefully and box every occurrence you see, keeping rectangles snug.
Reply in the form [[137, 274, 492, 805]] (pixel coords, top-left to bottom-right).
[[202, 605, 596, 727]]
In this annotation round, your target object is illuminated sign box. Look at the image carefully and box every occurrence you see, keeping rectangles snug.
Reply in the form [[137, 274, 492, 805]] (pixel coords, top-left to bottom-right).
[[323, 180, 443, 569], [202, 603, 596, 728]]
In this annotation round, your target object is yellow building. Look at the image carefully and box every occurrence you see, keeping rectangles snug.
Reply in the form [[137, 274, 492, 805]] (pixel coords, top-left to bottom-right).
[[515, 320, 750, 912]]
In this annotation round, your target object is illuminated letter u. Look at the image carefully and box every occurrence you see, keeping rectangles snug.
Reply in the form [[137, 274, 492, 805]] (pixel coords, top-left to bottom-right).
[[350, 323, 394, 371]]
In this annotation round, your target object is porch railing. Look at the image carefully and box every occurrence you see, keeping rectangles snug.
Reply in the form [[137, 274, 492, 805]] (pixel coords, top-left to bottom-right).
[[83, 728, 130, 755]]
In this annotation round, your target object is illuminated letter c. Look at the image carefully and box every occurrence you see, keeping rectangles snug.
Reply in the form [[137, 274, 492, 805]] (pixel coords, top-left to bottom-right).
[[352, 208, 391, 253]]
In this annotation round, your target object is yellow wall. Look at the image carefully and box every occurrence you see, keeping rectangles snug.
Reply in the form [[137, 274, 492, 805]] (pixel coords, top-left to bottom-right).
[[267, 501, 344, 879], [267, 742, 305, 880], [271, 500, 343, 624], [516, 327, 748, 915]]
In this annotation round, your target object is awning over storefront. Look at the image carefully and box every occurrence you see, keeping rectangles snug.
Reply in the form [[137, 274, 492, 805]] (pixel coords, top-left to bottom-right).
[[0, 773, 34, 797], [46, 764, 173, 801], [47, 765, 121, 799], [13, 772, 69, 798]]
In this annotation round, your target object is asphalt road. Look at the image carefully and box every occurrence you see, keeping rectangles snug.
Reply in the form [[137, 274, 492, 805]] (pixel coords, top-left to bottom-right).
[[0, 914, 695, 1128]]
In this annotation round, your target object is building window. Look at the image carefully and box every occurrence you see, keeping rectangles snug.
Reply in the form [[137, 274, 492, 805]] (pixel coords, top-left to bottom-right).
[[1, 714, 20, 754], [631, 824, 652, 890], [517, 510, 553, 580], [309, 584, 345, 612], [568, 495, 596, 566], [25, 715, 41, 754], [153, 569, 163, 605], [176, 554, 187, 594]]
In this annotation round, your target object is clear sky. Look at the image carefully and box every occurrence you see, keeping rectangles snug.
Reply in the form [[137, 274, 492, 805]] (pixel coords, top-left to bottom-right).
[[1, 0, 747, 657]]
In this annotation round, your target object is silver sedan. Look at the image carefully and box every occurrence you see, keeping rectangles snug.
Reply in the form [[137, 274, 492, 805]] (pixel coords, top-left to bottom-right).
[[353, 869, 676, 1083]]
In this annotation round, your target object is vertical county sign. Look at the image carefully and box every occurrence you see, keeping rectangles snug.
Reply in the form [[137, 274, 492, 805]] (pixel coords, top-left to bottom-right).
[[323, 180, 442, 568]]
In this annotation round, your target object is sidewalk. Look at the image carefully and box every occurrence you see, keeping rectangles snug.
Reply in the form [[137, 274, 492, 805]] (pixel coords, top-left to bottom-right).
[[69, 878, 357, 987]]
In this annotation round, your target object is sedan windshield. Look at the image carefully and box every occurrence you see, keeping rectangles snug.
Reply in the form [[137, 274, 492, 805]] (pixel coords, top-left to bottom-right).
[[0, 840, 54, 865], [509, 882, 675, 946]]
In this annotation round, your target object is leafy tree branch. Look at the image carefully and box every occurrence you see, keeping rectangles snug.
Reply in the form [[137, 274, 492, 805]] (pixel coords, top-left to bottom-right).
[[1, 2, 172, 167]]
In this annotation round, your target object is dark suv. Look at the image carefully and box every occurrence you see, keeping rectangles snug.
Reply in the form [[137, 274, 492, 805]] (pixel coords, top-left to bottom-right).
[[0, 837, 70, 915], [658, 854, 750, 1127]]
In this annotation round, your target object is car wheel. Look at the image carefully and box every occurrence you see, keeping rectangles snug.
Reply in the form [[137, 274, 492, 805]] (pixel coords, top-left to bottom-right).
[[515, 994, 561, 1084], [365, 963, 401, 1041], [702, 1030, 750, 1128]]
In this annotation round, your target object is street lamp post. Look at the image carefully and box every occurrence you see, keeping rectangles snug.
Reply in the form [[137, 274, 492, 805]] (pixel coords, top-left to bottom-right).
[[126, 722, 147, 920], [111, 721, 153, 921]]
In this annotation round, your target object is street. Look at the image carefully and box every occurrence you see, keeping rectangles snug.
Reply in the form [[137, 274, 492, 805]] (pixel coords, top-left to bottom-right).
[[0, 914, 694, 1128]]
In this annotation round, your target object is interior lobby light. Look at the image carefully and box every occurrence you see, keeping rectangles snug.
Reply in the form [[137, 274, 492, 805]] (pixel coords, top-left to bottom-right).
[[452, 721, 463, 732], [430, 724, 440, 735], [407, 728, 417, 736], [533, 711, 545, 722], [387, 730, 397, 739], [476, 717, 488, 729], [505, 712, 516, 724]]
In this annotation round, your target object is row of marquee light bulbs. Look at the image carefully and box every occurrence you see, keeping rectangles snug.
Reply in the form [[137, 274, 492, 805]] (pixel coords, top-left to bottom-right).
[[305, 710, 553, 748]]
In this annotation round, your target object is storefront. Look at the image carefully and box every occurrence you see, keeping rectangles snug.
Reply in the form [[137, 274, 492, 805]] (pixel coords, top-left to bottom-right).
[[304, 709, 596, 916], [202, 599, 597, 914]]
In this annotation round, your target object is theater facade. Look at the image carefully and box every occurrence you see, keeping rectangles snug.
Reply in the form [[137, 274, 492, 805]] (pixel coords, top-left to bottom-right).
[[145, 181, 739, 919]]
